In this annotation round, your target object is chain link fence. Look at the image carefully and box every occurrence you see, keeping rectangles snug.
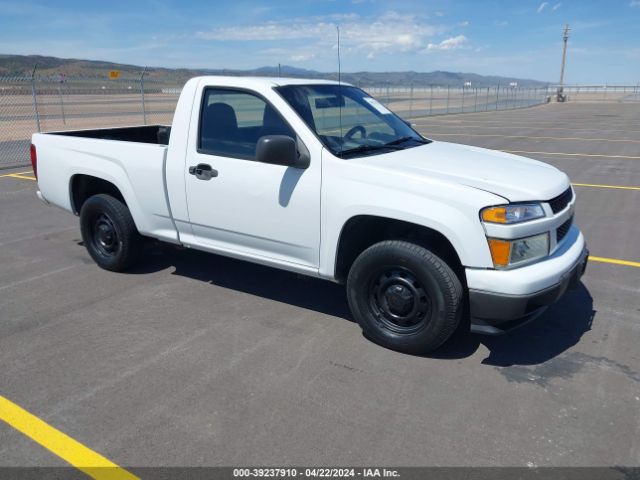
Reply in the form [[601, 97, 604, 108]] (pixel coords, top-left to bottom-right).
[[551, 85, 640, 102], [0, 74, 181, 169], [2, 75, 639, 169], [366, 85, 550, 119]]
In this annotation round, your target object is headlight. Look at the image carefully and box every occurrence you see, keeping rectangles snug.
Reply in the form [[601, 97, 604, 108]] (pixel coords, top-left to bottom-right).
[[487, 233, 549, 268], [481, 204, 545, 224]]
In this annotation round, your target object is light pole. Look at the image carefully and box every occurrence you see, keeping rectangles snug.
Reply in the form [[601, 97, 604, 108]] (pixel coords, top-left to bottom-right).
[[557, 24, 570, 102]]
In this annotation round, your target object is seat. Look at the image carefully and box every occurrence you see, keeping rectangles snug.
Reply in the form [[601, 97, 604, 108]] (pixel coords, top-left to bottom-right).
[[202, 102, 239, 140], [260, 105, 294, 138]]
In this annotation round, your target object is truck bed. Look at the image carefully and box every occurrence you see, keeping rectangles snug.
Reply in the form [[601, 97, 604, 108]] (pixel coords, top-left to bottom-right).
[[52, 125, 172, 145], [33, 124, 178, 244]]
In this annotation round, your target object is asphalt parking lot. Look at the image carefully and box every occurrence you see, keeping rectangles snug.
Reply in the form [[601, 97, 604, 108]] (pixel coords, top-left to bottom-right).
[[0, 102, 639, 472]]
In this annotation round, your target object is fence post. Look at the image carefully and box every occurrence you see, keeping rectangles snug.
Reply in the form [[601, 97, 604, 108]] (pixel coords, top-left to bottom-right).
[[57, 83, 66, 125], [140, 66, 148, 125], [429, 85, 433, 115], [474, 88, 478, 112], [409, 82, 413, 120], [519, 88, 522, 107], [461, 86, 465, 113], [446, 85, 450, 114], [485, 87, 489, 111], [495, 84, 500, 110], [30, 65, 41, 133]]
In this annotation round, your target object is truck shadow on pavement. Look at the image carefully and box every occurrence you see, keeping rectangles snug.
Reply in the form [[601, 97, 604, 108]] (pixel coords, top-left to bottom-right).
[[130, 243, 595, 367], [133, 242, 354, 320], [430, 283, 596, 366]]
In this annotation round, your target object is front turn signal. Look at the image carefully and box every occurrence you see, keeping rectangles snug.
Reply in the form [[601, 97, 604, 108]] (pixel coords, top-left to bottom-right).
[[488, 238, 511, 268]]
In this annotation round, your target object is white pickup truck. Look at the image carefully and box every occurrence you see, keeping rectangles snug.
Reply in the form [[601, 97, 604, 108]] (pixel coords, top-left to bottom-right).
[[31, 76, 588, 353]]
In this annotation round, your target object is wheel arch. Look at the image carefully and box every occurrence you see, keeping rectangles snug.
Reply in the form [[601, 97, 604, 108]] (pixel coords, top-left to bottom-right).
[[333, 215, 466, 285], [70, 174, 128, 215]]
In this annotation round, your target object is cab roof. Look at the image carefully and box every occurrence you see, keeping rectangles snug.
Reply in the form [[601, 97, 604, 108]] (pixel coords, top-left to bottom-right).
[[195, 75, 350, 88]]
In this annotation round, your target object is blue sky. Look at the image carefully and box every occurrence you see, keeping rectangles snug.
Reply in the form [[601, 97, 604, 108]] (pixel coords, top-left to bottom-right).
[[0, 0, 639, 83]]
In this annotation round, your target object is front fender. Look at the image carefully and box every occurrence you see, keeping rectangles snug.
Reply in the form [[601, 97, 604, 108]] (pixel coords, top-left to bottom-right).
[[319, 156, 504, 279]]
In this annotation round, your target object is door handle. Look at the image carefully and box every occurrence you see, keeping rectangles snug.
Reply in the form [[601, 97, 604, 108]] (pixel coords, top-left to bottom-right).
[[188, 163, 218, 180]]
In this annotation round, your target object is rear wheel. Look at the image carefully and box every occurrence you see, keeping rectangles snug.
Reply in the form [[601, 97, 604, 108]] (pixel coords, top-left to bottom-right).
[[80, 194, 142, 271], [347, 240, 463, 354]]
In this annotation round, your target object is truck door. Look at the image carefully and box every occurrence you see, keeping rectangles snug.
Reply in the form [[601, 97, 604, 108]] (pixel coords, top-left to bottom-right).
[[184, 87, 321, 269]]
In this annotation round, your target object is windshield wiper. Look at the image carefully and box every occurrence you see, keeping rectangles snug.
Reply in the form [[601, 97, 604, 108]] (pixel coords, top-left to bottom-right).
[[339, 136, 429, 157], [339, 143, 404, 157], [383, 136, 428, 147]]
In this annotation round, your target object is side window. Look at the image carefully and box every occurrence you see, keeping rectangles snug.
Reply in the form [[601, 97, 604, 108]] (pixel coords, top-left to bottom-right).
[[198, 88, 295, 160]]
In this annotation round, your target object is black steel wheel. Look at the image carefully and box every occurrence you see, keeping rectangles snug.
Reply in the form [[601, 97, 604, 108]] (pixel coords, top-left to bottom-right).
[[369, 267, 432, 334], [80, 194, 142, 272], [347, 240, 463, 354], [91, 212, 120, 259]]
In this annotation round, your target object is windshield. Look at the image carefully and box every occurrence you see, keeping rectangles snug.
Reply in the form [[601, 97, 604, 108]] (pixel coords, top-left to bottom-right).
[[275, 84, 430, 158]]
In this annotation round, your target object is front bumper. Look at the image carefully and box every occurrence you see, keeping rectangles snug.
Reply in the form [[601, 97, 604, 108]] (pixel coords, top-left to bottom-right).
[[466, 227, 588, 334]]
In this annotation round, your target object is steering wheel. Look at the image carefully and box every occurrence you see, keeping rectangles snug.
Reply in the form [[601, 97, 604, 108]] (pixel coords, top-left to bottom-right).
[[344, 125, 367, 141]]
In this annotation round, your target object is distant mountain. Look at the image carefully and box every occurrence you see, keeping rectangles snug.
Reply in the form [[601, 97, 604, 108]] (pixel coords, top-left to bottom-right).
[[0, 54, 549, 87]]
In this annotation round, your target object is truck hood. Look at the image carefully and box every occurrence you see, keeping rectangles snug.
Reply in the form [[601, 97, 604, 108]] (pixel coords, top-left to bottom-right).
[[359, 141, 570, 202]]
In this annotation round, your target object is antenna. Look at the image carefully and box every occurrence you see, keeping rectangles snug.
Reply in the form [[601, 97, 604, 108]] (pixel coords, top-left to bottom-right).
[[337, 25, 341, 85], [337, 25, 343, 155]]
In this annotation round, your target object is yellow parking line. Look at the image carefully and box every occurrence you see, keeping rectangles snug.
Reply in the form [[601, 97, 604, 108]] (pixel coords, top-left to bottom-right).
[[502, 150, 640, 159], [0, 395, 138, 480], [0, 171, 33, 178], [7, 173, 36, 181], [572, 183, 640, 191], [589, 256, 640, 268], [430, 133, 640, 143]]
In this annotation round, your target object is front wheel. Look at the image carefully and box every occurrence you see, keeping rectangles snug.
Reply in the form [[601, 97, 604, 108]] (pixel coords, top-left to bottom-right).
[[80, 194, 142, 272], [347, 240, 463, 354]]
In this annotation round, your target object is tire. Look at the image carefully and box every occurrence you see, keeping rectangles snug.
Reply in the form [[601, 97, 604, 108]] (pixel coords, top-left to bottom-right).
[[79, 194, 142, 272], [346, 240, 463, 354]]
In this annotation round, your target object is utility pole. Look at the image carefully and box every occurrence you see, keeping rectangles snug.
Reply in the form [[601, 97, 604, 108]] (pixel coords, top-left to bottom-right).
[[557, 24, 570, 102]]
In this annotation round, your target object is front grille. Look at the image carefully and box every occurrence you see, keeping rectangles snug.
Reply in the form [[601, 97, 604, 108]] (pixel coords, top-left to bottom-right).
[[556, 216, 573, 243], [548, 187, 573, 214]]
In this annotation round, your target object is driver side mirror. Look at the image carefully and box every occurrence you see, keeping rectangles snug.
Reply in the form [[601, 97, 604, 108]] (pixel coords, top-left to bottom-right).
[[256, 135, 309, 169]]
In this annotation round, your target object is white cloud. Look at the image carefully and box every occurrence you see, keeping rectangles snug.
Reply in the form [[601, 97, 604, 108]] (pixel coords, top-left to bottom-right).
[[426, 35, 467, 51], [537, 2, 548, 13], [196, 11, 450, 59], [458, 20, 470, 27], [196, 22, 329, 41], [630, 0, 640, 6], [290, 53, 315, 62], [552, 3, 562, 10]]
